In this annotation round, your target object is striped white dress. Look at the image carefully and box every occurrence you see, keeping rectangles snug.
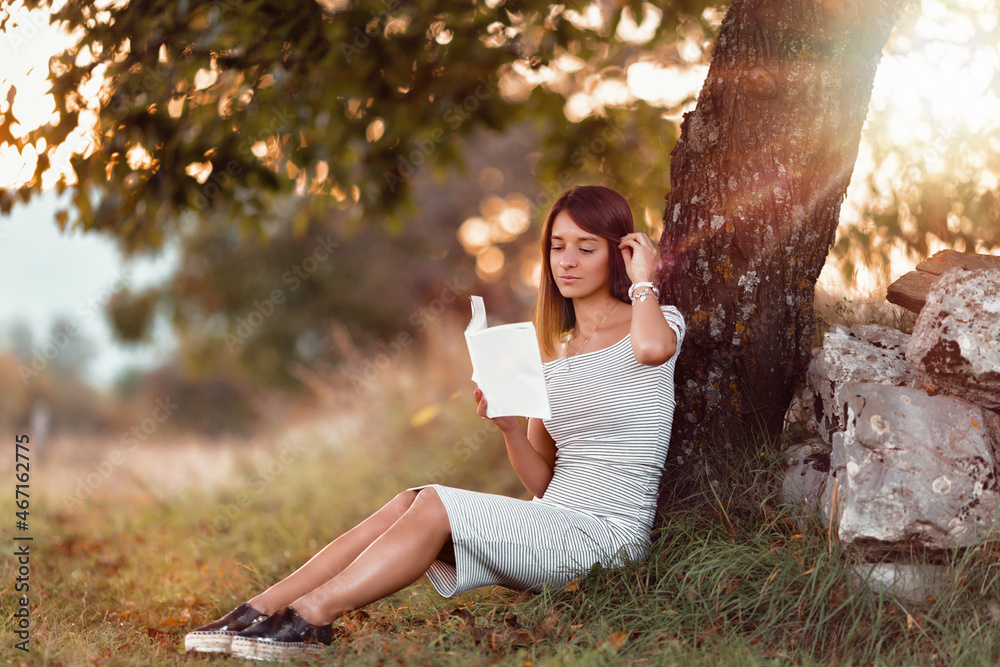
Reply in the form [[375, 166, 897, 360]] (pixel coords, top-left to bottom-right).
[[419, 305, 685, 597]]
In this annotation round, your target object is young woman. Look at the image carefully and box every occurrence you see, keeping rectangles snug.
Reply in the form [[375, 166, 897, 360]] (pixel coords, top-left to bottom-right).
[[184, 185, 685, 662]]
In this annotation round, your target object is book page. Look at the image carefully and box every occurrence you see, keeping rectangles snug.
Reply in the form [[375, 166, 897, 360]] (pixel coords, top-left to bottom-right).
[[465, 296, 551, 419]]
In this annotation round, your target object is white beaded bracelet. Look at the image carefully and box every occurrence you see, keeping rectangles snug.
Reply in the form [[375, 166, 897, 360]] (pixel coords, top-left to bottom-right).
[[628, 281, 659, 300]]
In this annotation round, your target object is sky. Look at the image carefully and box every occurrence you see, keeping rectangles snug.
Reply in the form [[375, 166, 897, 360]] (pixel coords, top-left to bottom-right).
[[0, 190, 178, 387]]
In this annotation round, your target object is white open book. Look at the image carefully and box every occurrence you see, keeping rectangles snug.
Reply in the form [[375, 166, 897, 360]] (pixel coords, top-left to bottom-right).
[[464, 296, 552, 419]]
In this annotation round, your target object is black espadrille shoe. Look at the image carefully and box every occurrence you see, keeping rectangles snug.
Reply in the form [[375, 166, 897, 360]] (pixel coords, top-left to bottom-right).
[[230, 606, 333, 662], [184, 602, 268, 654]]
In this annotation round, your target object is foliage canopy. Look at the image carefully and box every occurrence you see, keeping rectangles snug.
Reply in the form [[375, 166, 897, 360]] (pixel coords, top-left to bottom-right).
[[0, 0, 721, 250]]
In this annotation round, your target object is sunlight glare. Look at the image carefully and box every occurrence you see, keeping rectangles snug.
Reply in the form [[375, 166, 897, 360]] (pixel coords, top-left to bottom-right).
[[872, 0, 1000, 145], [184, 161, 212, 184], [1, 1, 84, 189], [593, 76, 631, 107], [626, 61, 707, 108], [563, 93, 596, 123], [479, 194, 506, 220], [125, 144, 154, 170], [563, 3, 604, 33], [193, 67, 218, 90], [519, 257, 541, 289], [459, 217, 492, 253], [553, 53, 586, 74], [615, 3, 662, 45], [476, 246, 505, 281]]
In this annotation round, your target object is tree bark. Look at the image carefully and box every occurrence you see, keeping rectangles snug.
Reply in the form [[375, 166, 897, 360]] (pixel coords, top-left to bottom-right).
[[656, 0, 911, 506]]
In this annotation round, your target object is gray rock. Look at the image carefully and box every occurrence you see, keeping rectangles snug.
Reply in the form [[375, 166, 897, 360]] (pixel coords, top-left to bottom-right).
[[807, 323, 919, 443], [852, 562, 947, 603], [906, 268, 1000, 409], [822, 383, 1000, 555], [781, 438, 830, 511], [784, 383, 819, 434]]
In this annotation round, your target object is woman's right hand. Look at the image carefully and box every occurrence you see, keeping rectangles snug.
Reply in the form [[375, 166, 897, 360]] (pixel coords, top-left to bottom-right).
[[474, 388, 520, 433]]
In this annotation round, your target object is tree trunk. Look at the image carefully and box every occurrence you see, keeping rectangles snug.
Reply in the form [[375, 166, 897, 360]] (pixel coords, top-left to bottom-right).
[[656, 0, 911, 506]]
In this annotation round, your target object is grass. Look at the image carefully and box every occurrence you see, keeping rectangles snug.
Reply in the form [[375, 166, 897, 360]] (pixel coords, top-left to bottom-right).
[[5, 318, 1000, 665]]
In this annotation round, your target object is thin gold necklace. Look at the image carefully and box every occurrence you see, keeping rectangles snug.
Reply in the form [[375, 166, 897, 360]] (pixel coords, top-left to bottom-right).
[[567, 301, 618, 366]]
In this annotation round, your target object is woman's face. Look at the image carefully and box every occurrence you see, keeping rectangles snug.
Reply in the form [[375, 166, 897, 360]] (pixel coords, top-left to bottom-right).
[[549, 210, 611, 300]]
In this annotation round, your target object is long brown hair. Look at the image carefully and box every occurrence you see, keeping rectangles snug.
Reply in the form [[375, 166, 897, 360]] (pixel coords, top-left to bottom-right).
[[533, 185, 634, 357]]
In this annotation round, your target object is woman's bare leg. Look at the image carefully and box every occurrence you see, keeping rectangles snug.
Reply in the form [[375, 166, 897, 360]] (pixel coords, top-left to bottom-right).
[[247, 490, 425, 614], [290, 487, 451, 626]]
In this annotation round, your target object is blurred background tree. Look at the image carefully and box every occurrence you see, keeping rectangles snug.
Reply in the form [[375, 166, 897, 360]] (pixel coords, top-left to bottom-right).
[[0, 320, 109, 436]]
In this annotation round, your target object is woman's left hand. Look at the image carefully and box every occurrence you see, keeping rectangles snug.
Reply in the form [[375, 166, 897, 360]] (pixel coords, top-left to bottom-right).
[[474, 388, 520, 433], [618, 232, 659, 284]]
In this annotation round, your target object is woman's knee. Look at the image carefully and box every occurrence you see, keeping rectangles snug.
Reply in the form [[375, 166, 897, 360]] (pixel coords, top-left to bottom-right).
[[384, 490, 419, 519], [409, 488, 450, 534]]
